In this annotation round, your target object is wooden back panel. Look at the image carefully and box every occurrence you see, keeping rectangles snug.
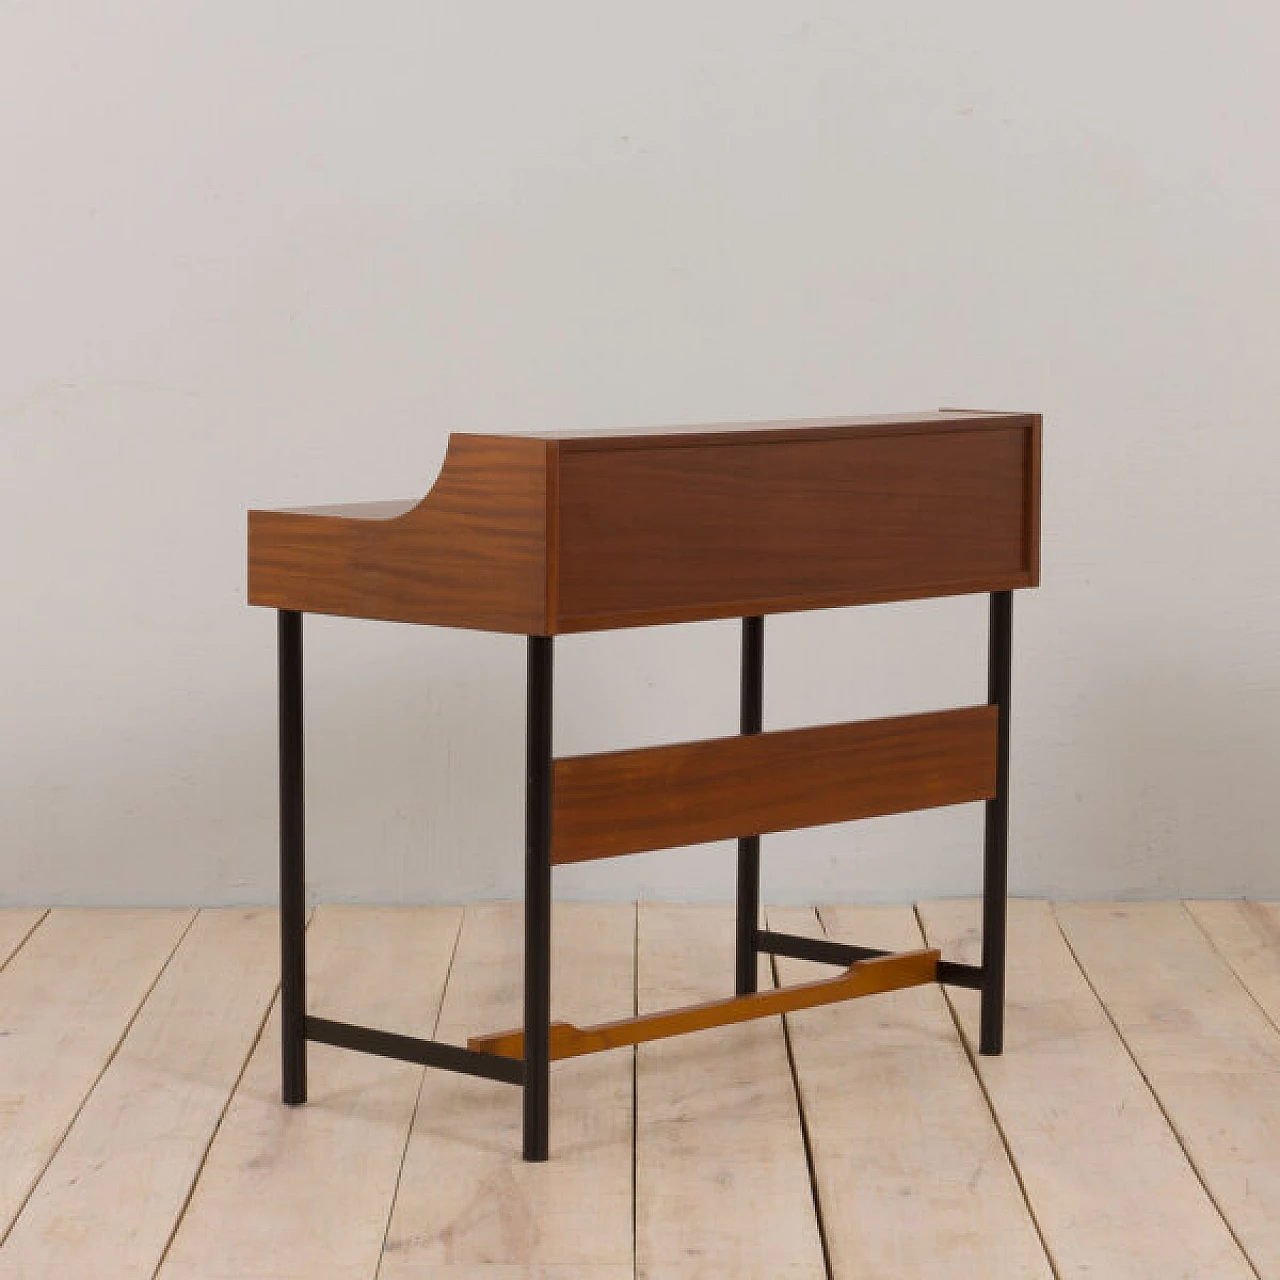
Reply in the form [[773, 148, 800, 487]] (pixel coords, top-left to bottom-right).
[[550, 414, 1039, 631]]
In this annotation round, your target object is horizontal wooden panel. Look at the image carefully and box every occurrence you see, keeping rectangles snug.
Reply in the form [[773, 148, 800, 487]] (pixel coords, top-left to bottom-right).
[[553, 417, 1039, 631], [551, 705, 998, 865]]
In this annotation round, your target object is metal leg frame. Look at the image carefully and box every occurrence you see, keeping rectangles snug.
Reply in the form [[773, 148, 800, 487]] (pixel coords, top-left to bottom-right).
[[742, 592, 1013, 1041], [980, 590, 1012, 1055], [276, 593, 1014, 1159], [274, 612, 526, 1117], [523, 636, 554, 1161], [735, 616, 764, 996], [279, 611, 307, 1105]]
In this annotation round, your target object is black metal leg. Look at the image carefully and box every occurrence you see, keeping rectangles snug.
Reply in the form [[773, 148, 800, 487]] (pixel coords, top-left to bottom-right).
[[735, 616, 764, 997], [523, 636, 554, 1161], [980, 591, 1013, 1055], [279, 610, 307, 1103]]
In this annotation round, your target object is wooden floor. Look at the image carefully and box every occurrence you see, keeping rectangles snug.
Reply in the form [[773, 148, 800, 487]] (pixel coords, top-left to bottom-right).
[[2, 901, 1279, 1278]]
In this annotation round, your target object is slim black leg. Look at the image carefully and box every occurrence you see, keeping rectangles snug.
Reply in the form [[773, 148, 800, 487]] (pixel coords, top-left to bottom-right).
[[279, 610, 307, 1103], [980, 591, 1013, 1055], [523, 635, 554, 1161], [735, 616, 764, 997]]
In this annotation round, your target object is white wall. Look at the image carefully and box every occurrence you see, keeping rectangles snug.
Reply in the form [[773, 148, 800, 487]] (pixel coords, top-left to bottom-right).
[[3, 2, 1278, 907]]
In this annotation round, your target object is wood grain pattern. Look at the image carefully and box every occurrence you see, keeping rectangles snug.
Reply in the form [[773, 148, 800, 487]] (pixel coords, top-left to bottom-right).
[[635, 904, 827, 1278], [772, 905, 1052, 1280], [248, 433, 551, 633], [1056, 901, 1280, 1278], [554, 416, 1039, 631], [248, 411, 1040, 634], [379, 904, 635, 1276], [551, 705, 998, 865], [1186, 900, 1280, 1029], [0, 909, 194, 1239], [470, 948, 938, 1061], [919, 899, 1255, 1280], [0, 910, 280, 1280], [157, 906, 461, 1280], [0, 909, 46, 971], [5, 902, 1276, 1275]]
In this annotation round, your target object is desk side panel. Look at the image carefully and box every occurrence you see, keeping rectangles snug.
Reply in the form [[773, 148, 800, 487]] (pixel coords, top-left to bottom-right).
[[552, 420, 1038, 630], [248, 435, 551, 633]]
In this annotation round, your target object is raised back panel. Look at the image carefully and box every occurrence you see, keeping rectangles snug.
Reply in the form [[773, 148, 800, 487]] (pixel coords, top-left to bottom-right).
[[551, 417, 1038, 632]]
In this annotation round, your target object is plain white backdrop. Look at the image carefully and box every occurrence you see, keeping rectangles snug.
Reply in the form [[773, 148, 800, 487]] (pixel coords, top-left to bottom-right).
[[2, 3, 1278, 906]]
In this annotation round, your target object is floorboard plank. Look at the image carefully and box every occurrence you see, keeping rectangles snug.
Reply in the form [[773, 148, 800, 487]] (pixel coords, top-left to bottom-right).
[[769, 904, 1051, 1280], [0, 909, 280, 1279], [378, 902, 635, 1278], [1186, 900, 1280, 1031], [635, 903, 825, 1280], [919, 899, 1254, 1280], [8, 899, 1276, 1278], [0, 907, 194, 1241], [1057, 900, 1280, 1279], [0, 910, 47, 972], [157, 905, 461, 1280]]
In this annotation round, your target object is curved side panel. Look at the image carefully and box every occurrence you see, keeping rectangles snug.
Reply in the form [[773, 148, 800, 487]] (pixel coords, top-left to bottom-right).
[[248, 433, 551, 632]]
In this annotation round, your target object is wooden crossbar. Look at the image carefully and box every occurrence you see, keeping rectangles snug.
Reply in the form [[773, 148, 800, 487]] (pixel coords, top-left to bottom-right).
[[468, 947, 940, 1061], [550, 706, 998, 865]]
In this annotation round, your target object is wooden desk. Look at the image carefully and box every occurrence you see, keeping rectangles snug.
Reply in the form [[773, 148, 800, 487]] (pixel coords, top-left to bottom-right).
[[249, 409, 1041, 1161]]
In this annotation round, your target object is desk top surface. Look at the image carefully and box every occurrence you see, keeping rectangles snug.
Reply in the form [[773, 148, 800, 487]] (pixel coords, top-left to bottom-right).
[[505, 409, 1025, 447]]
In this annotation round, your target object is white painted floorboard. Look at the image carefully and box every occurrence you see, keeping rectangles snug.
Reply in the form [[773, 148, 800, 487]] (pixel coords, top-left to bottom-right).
[[635, 903, 826, 1280], [919, 899, 1255, 1280], [0, 909, 280, 1280], [0, 900, 1276, 1279], [1057, 901, 1280, 1279], [0, 908, 193, 1242], [771, 904, 1051, 1280], [379, 902, 635, 1278], [0, 912, 46, 973], [157, 906, 460, 1280]]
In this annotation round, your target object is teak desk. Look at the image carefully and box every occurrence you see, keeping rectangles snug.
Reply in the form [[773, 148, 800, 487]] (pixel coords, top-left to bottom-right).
[[248, 409, 1041, 1161]]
